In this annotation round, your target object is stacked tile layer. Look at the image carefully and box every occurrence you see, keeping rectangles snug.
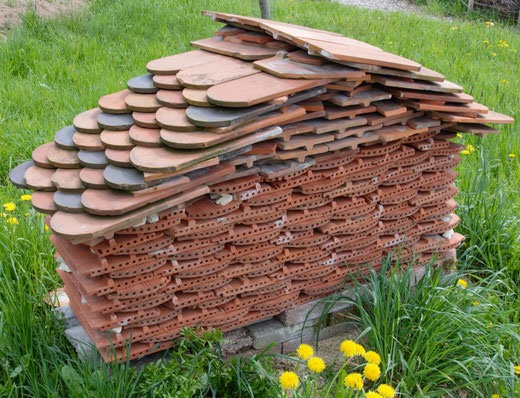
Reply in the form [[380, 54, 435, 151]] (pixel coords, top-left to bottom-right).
[[9, 11, 513, 362]]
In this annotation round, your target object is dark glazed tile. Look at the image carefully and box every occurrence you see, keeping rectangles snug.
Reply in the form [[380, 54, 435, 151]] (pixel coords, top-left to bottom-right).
[[54, 191, 84, 213], [127, 74, 158, 94], [97, 112, 134, 131], [54, 125, 77, 150], [78, 150, 108, 169], [9, 160, 34, 189]]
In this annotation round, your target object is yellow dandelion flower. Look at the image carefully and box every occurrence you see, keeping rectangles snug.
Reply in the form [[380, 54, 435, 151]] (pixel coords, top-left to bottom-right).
[[514, 365, 520, 375], [296, 344, 313, 360], [461, 150, 470, 155], [502, 80, 509, 84], [3, 203, 15, 211], [467, 144, 475, 152], [472, 301, 479, 306], [279, 371, 299, 390], [457, 133, 463, 138], [364, 363, 381, 381], [344, 373, 363, 390], [366, 392, 383, 398], [458, 279, 467, 288], [450, 26, 458, 30], [492, 52, 497, 56], [6, 217, 18, 225], [355, 343, 366, 356], [388, 41, 393, 44], [44, 225, 49, 231], [20, 194, 32, 201], [364, 351, 381, 365], [492, 394, 499, 398], [483, 40, 490, 44], [508, 153, 515, 158], [340, 340, 365, 356], [487, 322, 493, 328], [340, 340, 357, 357], [308, 357, 326, 373], [377, 384, 396, 398]]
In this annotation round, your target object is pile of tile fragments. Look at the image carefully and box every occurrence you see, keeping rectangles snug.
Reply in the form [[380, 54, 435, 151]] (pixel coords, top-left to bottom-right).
[[9, 11, 513, 362]]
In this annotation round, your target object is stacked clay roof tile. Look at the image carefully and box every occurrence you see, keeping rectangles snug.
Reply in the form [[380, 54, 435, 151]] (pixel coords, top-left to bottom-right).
[[9, 11, 514, 362]]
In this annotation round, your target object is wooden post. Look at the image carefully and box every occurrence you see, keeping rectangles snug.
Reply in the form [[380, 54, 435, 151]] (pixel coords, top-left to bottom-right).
[[259, 0, 271, 19], [467, 0, 474, 11]]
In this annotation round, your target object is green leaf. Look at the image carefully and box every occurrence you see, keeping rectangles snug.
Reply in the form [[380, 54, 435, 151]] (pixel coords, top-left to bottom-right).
[[9, 366, 22, 379]]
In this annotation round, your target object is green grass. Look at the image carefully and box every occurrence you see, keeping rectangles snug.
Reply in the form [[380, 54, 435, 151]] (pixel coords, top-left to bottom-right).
[[0, 0, 519, 396], [318, 260, 520, 397]]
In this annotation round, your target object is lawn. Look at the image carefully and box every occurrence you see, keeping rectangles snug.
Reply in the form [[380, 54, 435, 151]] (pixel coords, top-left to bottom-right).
[[0, 0, 519, 396]]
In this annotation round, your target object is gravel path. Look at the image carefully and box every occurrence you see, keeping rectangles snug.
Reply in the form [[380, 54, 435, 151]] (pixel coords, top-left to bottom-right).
[[333, 0, 422, 14]]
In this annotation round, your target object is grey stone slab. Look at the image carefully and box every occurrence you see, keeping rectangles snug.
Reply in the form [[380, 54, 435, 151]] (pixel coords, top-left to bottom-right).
[[78, 150, 108, 169], [220, 328, 253, 356], [97, 112, 134, 131], [64, 325, 97, 362], [277, 291, 355, 326], [54, 125, 77, 150], [246, 317, 319, 349], [441, 250, 457, 269], [9, 160, 33, 189], [54, 306, 80, 329], [318, 322, 359, 341], [127, 74, 158, 94], [54, 191, 83, 213]]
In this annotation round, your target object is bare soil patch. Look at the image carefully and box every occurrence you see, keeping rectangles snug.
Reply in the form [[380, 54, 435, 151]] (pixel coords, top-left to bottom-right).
[[0, 0, 86, 35], [333, 0, 422, 13]]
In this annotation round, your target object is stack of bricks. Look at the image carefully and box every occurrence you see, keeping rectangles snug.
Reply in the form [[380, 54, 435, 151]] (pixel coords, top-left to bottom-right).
[[9, 11, 513, 362]]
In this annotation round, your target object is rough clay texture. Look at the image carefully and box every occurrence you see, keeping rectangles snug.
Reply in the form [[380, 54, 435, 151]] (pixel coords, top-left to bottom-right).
[[59, 265, 452, 367]]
